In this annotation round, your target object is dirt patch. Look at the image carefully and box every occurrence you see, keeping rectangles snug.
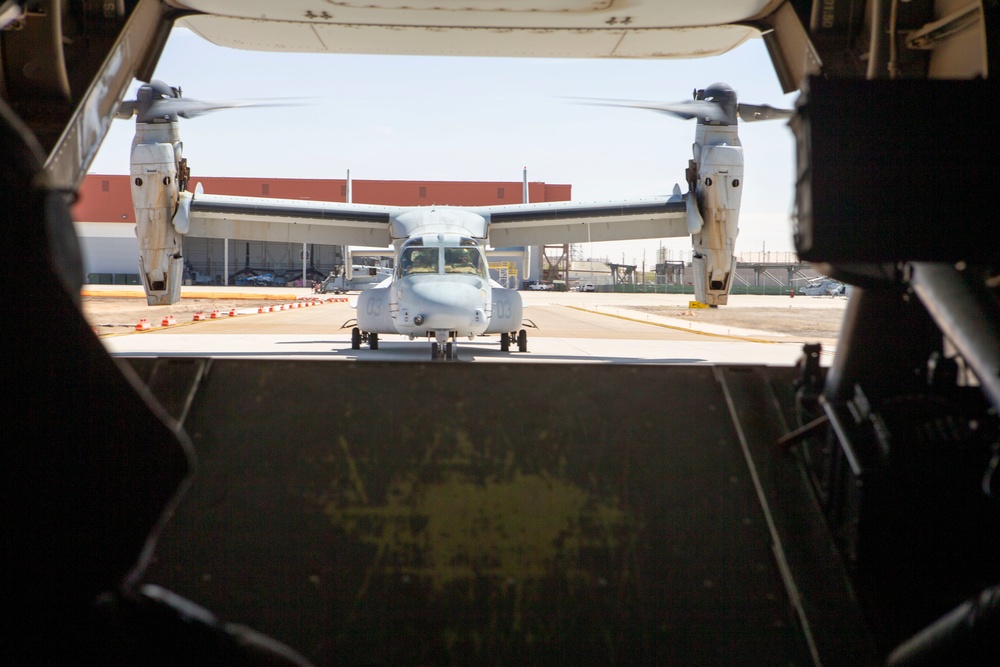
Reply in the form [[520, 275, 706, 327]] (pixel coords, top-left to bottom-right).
[[83, 297, 313, 336], [625, 305, 846, 340]]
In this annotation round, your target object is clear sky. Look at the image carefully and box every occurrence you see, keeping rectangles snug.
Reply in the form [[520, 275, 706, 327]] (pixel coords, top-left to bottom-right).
[[88, 27, 801, 266]]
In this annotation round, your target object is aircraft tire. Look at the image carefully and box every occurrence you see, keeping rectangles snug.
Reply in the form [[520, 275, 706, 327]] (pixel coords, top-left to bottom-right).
[[446, 342, 454, 359], [517, 329, 527, 352], [500, 332, 510, 352], [351, 327, 361, 350], [431, 342, 439, 360], [369, 333, 379, 350]]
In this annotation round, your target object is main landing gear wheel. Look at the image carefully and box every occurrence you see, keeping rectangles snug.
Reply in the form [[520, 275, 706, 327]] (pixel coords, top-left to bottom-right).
[[369, 332, 379, 350], [500, 332, 510, 352], [517, 329, 528, 352], [351, 327, 361, 350]]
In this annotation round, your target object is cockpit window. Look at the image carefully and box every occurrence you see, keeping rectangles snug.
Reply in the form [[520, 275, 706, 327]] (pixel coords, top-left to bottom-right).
[[444, 247, 484, 276], [400, 247, 439, 276]]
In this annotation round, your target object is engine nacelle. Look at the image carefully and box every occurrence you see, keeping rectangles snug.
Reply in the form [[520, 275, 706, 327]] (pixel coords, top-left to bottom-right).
[[692, 141, 743, 306], [356, 286, 396, 333], [131, 142, 183, 305], [484, 287, 523, 334]]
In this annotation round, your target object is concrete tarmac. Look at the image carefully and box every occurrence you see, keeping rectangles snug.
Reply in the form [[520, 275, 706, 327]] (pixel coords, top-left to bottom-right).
[[99, 289, 843, 365]]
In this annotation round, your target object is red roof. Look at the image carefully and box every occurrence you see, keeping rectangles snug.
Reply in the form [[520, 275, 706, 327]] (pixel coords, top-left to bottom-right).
[[72, 175, 571, 223]]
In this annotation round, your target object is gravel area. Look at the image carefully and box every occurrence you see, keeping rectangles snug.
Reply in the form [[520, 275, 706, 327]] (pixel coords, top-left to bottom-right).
[[623, 304, 846, 340]]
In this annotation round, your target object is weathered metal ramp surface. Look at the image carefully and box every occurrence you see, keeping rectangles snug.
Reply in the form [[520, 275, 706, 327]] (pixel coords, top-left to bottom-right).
[[126, 360, 857, 666]]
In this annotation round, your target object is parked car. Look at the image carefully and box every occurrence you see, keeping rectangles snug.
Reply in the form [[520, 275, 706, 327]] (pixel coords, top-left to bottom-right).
[[580, 283, 595, 292]]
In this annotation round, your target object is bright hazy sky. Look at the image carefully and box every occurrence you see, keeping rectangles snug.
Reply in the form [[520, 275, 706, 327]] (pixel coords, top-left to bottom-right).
[[88, 27, 801, 265]]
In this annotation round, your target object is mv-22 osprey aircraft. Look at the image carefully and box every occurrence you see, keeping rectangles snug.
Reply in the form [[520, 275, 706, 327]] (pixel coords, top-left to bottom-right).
[[120, 80, 790, 359]]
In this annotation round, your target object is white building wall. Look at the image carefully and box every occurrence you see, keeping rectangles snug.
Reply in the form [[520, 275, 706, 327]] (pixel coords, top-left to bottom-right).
[[73, 222, 345, 284], [75, 222, 139, 276]]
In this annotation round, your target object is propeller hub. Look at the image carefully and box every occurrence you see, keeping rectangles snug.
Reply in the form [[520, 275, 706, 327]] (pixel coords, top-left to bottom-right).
[[695, 82, 738, 125]]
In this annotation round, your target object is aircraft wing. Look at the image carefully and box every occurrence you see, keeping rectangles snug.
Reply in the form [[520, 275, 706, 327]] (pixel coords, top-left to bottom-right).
[[179, 186, 399, 248], [178, 186, 689, 248], [473, 195, 689, 247]]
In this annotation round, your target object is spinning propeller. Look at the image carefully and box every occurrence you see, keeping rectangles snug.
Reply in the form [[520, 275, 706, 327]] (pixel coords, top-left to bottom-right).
[[576, 82, 793, 125], [115, 79, 291, 124]]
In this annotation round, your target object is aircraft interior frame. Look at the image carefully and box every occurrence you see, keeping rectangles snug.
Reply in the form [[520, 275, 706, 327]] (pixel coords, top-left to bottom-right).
[[3, 1, 998, 664]]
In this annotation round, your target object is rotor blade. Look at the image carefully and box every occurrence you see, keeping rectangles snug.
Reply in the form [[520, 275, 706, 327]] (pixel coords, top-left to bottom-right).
[[114, 101, 138, 120], [567, 97, 729, 122], [737, 103, 794, 122], [135, 98, 304, 123], [172, 99, 292, 119]]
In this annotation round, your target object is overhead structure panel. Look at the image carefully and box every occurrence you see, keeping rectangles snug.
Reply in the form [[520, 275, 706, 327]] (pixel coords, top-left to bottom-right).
[[173, 0, 777, 25], [610, 25, 757, 58], [176, 0, 772, 57], [180, 16, 760, 58]]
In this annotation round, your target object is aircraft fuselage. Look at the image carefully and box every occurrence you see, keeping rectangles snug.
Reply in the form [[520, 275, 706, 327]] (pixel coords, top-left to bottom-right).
[[355, 231, 524, 357]]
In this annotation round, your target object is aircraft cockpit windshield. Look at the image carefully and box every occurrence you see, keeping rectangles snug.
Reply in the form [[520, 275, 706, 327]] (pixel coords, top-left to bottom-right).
[[399, 244, 439, 276], [444, 243, 485, 278], [399, 237, 486, 278]]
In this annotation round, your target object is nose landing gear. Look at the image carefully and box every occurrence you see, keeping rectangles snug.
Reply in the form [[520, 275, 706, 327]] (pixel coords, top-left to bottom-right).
[[430, 341, 456, 360], [431, 331, 459, 360]]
